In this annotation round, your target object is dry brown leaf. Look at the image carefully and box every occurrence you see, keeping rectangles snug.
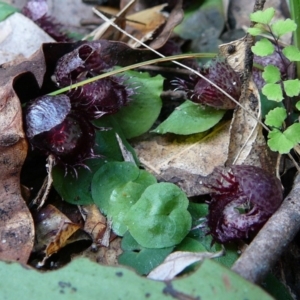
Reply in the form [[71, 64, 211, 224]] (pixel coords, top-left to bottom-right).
[[147, 250, 224, 281], [226, 79, 262, 165], [0, 98, 33, 262], [0, 63, 36, 264], [33, 205, 81, 263], [125, 4, 168, 47], [46, 222, 81, 257], [219, 38, 275, 171], [81, 204, 106, 245], [49, 0, 96, 31], [93, 2, 183, 50], [149, 2, 184, 49], [227, 81, 275, 172], [92, 3, 168, 47], [87, 0, 135, 41], [133, 122, 230, 196]]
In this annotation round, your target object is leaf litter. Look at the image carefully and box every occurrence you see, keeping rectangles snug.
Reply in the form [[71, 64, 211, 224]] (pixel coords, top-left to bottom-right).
[[0, 0, 297, 298]]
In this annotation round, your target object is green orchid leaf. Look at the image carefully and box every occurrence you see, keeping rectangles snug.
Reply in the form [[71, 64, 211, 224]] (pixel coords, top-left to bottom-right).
[[153, 100, 225, 135], [125, 182, 192, 248], [108, 173, 157, 236], [93, 115, 138, 163], [92, 161, 141, 214], [113, 71, 163, 139], [52, 158, 106, 205], [91, 161, 156, 235]]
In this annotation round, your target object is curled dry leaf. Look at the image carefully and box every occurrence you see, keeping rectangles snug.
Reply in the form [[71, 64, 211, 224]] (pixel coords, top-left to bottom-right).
[[33, 204, 82, 265], [0, 71, 36, 264], [147, 250, 224, 281]]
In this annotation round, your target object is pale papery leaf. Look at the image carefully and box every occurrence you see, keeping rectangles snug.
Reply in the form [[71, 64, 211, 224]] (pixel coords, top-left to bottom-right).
[[226, 80, 266, 167], [0, 12, 54, 65], [147, 250, 224, 281]]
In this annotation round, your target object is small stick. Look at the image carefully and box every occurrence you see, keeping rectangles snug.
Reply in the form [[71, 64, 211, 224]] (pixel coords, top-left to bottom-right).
[[99, 218, 112, 247], [30, 155, 54, 210], [115, 133, 136, 165]]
